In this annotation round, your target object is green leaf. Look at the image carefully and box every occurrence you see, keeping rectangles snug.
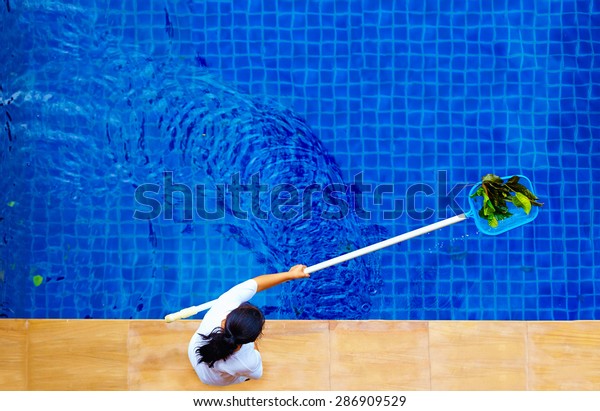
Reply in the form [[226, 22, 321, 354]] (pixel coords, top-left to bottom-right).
[[484, 199, 496, 216], [470, 187, 484, 198], [506, 181, 538, 201], [472, 174, 542, 228], [513, 192, 532, 215], [506, 176, 520, 185], [482, 174, 503, 185], [33, 275, 44, 287]]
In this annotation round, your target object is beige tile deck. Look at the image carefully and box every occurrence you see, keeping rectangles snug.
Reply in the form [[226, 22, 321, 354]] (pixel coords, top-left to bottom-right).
[[1, 319, 599, 390], [429, 321, 527, 390], [528, 322, 600, 390], [0, 319, 27, 390], [27, 320, 129, 390], [127, 320, 331, 391], [128, 320, 199, 390], [253, 320, 330, 391], [329, 321, 430, 390]]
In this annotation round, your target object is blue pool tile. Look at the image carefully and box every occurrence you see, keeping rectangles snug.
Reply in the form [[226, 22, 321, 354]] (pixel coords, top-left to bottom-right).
[[2, 0, 598, 321]]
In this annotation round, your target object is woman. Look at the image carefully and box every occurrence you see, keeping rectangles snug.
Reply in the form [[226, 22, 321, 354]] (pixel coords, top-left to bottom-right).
[[188, 264, 309, 386]]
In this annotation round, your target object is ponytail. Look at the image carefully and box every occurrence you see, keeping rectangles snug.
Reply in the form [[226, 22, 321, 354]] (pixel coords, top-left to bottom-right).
[[196, 303, 265, 368], [196, 327, 239, 368]]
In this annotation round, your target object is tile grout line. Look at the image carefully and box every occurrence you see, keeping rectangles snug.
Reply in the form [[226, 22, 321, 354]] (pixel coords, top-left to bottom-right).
[[126, 321, 131, 389], [328, 320, 332, 391], [25, 319, 30, 390], [525, 321, 530, 391], [426, 321, 432, 391]]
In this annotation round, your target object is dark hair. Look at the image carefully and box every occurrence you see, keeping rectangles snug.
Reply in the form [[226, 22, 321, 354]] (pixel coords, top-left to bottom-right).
[[196, 303, 265, 368]]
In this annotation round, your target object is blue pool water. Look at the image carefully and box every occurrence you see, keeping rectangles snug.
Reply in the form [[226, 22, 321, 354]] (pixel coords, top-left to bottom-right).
[[0, 0, 598, 320]]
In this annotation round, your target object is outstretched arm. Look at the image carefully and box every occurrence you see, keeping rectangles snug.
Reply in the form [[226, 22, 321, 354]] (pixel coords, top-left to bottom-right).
[[253, 264, 309, 293]]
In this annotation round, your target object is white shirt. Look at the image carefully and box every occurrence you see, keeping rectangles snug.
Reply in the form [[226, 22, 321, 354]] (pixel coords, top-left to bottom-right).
[[187, 279, 263, 386]]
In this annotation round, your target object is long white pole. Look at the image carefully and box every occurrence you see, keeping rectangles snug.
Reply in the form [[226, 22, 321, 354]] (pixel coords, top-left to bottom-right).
[[164, 213, 468, 322]]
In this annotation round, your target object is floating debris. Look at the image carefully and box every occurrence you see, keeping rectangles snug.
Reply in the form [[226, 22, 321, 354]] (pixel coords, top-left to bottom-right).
[[33, 275, 44, 287]]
